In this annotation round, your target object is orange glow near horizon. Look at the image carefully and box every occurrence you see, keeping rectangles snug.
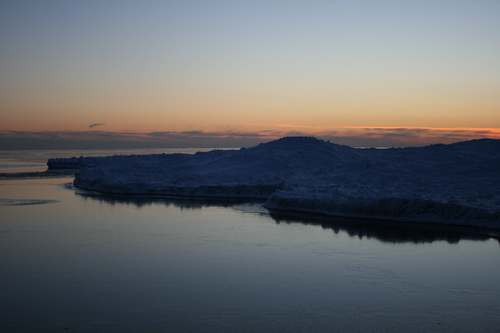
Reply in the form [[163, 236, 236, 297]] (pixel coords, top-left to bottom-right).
[[1, 2, 499, 148], [1, 124, 498, 149]]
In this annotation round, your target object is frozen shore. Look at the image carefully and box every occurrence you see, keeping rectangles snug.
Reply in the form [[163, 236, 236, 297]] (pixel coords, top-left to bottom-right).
[[49, 137, 500, 229]]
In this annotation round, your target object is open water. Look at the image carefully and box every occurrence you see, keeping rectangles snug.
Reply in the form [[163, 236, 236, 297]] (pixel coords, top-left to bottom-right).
[[1, 150, 499, 332]]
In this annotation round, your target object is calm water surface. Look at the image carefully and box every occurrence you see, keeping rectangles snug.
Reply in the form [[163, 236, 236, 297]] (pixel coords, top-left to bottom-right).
[[1, 151, 499, 332]]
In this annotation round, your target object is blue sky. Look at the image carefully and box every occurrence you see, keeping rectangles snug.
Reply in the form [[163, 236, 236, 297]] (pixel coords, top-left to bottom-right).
[[1, 0, 499, 148]]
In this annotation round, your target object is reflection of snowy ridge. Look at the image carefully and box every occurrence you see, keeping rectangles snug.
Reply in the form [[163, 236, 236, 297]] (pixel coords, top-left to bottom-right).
[[63, 137, 500, 228]]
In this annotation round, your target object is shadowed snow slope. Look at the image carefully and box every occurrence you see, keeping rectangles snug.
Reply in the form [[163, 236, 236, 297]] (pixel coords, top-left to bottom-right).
[[60, 137, 500, 228]]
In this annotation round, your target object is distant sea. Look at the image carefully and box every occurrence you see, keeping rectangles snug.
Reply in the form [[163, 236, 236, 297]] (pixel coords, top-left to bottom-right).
[[0, 148, 229, 174]]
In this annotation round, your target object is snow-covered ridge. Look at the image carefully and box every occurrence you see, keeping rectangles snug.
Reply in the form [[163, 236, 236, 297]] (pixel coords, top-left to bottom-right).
[[56, 137, 500, 228]]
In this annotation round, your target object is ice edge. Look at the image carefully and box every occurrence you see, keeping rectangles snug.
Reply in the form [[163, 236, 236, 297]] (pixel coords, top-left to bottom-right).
[[49, 137, 500, 229]]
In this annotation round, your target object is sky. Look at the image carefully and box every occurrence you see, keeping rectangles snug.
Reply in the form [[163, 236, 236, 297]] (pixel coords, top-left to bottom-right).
[[1, 0, 499, 149]]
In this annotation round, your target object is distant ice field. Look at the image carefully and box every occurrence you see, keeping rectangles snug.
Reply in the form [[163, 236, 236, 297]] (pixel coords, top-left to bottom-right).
[[39, 137, 500, 229], [0, 148, 223, 174]]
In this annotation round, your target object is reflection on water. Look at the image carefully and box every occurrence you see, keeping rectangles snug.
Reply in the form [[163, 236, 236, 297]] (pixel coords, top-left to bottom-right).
[[76, 188, 500, 245], [269, 210, 500, 245], [75, 188, 264, 210], [2, 179, 500, 333]]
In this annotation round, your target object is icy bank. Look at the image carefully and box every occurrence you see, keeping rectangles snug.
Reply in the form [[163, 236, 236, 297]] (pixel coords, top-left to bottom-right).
[[47, 156, 84, 169], [67, 137, 500, 228]]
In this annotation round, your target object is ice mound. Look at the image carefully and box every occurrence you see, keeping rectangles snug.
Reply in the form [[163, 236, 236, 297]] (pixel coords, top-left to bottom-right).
[[65, 137, 500, 228]]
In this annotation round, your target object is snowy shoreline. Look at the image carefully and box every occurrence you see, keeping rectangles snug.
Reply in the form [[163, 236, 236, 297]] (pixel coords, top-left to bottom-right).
[[47, 137, 500, 229]]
